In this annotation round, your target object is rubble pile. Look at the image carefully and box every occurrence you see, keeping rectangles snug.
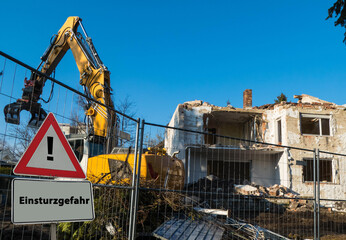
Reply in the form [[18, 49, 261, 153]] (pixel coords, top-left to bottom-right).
[[234, 183, 316, 211], [234, 183, 298, 199], [184, 176, 324, 211], [234, 185, 258, 195], [287, 199, 314, 211], [184, 175, 234, 194], [184, 176, 286, 213], [185, 176, 298, 199], [332, 201, 346, 212], [181, 100, 214, 109]]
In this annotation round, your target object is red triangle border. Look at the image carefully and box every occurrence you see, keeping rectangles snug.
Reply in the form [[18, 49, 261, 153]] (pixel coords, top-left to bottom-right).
[[13, 113, 86, 179]]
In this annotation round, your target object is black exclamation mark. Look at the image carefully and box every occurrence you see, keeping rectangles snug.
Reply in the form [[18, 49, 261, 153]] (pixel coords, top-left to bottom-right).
[[47, 136, 54, 161]]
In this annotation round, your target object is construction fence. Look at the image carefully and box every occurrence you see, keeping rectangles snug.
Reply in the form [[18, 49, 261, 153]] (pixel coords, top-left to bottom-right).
[[0, 51, 345, 240]]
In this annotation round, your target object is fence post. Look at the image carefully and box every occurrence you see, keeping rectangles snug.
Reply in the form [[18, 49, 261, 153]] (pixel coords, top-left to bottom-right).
[[50, 223, 57, 240], [130, 119, 145, 240], [316, 148, 320, 240], [313, 148, 316, 240], [128, 118, 140, 240]]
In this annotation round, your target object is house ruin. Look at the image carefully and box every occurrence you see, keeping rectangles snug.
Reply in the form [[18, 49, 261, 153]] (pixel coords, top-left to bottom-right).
[[164, 90, 346, 200]]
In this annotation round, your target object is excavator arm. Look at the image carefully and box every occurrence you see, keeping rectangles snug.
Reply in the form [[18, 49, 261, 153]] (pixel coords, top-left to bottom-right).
[[4, 16, 116, 142]]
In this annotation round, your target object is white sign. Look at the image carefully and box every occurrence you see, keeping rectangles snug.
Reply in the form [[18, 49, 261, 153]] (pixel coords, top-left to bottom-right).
[[12, 178, 94, 224]]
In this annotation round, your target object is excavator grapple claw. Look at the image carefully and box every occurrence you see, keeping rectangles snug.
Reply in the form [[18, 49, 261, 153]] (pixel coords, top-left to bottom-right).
[[4, 101, 47, 127]]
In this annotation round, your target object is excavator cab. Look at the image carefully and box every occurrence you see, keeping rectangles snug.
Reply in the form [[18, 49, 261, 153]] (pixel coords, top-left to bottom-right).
[[67, 134, 107, 175]]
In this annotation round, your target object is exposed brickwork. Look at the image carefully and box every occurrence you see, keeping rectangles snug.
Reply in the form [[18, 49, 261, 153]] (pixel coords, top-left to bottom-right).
[[243, 89, 252, 109]]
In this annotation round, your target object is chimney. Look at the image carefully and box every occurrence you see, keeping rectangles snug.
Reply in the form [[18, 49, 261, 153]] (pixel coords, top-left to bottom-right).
[[243, 89, 252, 109]]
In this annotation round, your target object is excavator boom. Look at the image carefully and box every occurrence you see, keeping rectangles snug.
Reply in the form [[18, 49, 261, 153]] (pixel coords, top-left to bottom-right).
[[4, 17, 115, 144], [3, 17, 185, 190]]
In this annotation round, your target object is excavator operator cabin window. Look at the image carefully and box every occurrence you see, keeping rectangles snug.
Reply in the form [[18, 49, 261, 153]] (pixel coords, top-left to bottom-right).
[[89, 142, 104, 158], [68, 139, 84, 162]]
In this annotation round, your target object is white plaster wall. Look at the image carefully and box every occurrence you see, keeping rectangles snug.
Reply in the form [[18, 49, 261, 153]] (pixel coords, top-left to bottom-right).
[[263, 106, 290, 188], [165, 105, 211, 177], [165, 105, 185, 162], [251, 157, 280, 187], [187, 151, 208, 183]]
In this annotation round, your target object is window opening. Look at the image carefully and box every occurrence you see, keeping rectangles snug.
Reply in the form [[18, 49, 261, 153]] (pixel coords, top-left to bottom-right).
[[207, 160, 250, 184], [205, 128, 217, 145], [303, 159, 332, 182], [277, 119, 282, 144], [301, 114, 330, 136]]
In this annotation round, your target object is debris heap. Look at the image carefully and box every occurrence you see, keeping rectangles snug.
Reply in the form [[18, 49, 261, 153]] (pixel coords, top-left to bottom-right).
[[185, 176, 298, 198]]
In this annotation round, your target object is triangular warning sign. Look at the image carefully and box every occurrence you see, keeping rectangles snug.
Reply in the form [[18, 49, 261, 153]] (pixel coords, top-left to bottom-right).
[[14, 113, 86, 179]]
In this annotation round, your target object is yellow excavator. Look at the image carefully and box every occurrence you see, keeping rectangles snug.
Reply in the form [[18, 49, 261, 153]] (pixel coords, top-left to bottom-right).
[[4, 16, 184, 190]]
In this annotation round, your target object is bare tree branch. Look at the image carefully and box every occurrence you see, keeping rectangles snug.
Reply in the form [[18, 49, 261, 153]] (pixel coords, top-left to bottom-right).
[[115, 95, 137, 146]]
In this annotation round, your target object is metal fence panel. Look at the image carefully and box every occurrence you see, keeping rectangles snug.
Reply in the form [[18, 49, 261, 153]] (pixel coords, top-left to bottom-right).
[[1, 52, 346, 240], [138, 122, 346, 240], [0, 52, 139, 240]]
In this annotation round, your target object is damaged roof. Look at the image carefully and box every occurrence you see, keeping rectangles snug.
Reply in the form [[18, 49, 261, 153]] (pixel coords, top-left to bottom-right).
[[180, 100, 262, 113], [181, 94, 345, 112]]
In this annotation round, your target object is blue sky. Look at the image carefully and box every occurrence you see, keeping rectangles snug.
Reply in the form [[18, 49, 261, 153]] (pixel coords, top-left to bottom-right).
[[1, 0, 345, 124]]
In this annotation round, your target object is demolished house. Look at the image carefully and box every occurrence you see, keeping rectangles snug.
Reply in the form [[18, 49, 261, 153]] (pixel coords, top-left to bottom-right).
[[164, 90, 346, 200]]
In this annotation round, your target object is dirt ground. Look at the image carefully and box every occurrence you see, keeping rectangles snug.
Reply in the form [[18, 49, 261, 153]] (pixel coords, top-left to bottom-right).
[[0, 223, 50, 240], [0, 205, 50, 240], [244, 208, 346, 239]]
